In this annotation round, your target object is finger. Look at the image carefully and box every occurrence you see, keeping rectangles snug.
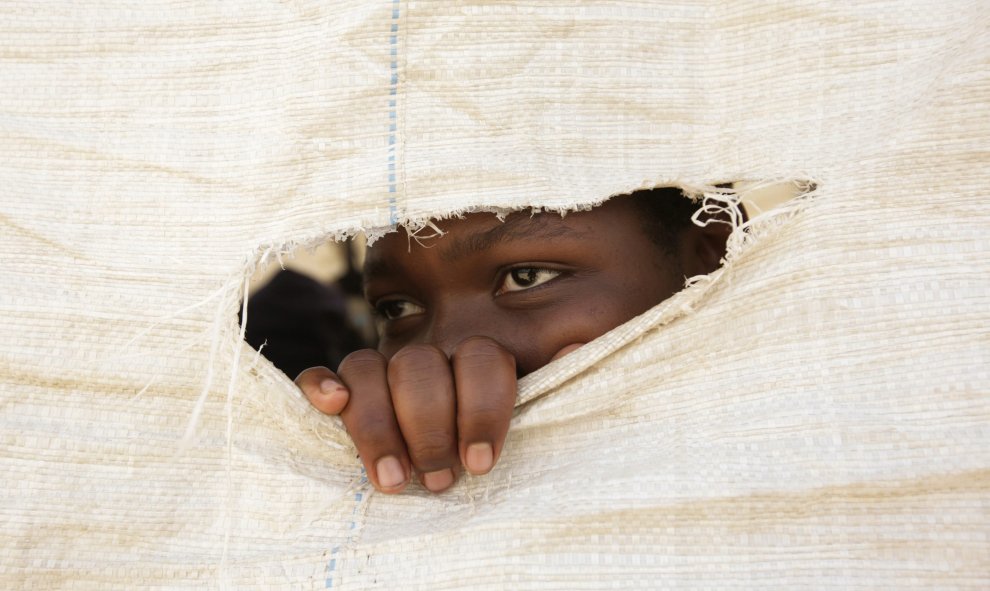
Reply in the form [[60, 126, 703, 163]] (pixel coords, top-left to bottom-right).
[[337, 350, 411, 494], [387, 344, 458, 493], [550, 342, 584, 362], [295, 366, 349, 415], [451, 337, 517, 476]]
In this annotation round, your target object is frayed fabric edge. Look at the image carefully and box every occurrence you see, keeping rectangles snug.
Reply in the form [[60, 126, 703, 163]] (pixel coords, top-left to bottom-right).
[[174, 177, 820, 446], [515, 178, 820, 407], [154, 177, 818, 589]]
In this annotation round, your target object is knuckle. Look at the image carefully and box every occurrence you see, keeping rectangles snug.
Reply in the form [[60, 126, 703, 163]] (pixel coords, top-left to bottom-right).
[[388, 345, 450, 388], [338, 349, 386, 377], [343, 410, 395, 442], [460, 405, 509, 427], [453, 337, 514, 367], [390, 344, 446, 368], [407, 430, 455, 463]]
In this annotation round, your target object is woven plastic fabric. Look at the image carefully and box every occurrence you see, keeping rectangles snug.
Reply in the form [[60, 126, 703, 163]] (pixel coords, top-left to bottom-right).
[[2, 1, 988, 588]]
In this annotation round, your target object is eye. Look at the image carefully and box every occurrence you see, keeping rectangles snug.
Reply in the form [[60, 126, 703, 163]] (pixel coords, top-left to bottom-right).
[[497, 267, 562, 294], [374, 298, 425, 320]]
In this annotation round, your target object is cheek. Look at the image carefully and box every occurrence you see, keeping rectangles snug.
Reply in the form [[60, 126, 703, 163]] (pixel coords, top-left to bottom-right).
[[502, 296, 636, 376], [373, 276, 678, 376], [518, 277, 680, 370]]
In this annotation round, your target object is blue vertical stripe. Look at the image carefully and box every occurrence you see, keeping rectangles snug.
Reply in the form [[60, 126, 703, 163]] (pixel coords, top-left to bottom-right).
[[327, 8, 399, 583], [387, 0, 400, 224], [325, 470, 371, 587]]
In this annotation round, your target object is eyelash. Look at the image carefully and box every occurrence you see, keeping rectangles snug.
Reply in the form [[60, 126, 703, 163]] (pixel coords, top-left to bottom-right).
[[370, 265, 566, 322], [373, 298, 425, 321], [495, 266, 563, 296]]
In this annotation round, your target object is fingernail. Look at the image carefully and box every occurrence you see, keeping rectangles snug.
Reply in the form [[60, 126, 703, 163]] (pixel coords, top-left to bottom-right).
[[422, 468, 454, 492], [320, 378, 344, 395], [375, 456, 406, 489], [465, 442, 494, 474]]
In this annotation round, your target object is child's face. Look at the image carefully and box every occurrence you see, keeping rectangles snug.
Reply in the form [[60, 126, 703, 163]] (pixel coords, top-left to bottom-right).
[[363, 197, 688, 376]]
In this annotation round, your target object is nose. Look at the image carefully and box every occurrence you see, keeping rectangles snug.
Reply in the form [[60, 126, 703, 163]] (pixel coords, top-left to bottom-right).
[[422, 297, 497, 358], [423, 301, 531, 378]]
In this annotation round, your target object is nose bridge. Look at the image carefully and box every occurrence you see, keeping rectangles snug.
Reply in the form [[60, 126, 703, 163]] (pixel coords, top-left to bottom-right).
[[426, 297, 487, 357]]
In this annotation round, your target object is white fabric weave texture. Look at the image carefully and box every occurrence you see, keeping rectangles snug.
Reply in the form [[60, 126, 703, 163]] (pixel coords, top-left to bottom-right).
[[1, 1, 988, 588]]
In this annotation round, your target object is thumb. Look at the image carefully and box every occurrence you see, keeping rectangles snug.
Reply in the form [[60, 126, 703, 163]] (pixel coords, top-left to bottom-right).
[[295, 366, 350, 415], [550, 343, 584, 363]]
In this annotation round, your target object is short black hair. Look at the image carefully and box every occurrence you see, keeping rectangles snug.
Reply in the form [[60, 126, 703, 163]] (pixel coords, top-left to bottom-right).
[[625, 186, 699, 256]]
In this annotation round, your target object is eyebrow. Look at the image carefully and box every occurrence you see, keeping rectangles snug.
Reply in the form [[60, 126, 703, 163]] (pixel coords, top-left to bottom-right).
[[362, 257, 396, 288], [438, 213, 587, 262], [361, 213, 589, 288]]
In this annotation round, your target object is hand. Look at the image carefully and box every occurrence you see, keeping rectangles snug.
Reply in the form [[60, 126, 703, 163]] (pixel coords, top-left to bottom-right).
[[295, 336, 517, 494]]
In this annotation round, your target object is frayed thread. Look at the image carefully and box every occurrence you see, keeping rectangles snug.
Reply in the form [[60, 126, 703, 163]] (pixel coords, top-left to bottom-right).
[[218, 273, 251, 590], [179, 275, 241, 447], [405, 219, 445, 251]]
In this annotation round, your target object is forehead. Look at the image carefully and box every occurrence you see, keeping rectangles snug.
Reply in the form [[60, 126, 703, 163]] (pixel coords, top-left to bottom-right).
[[363, 212, 557, 279], [366, 197, 643, 266]]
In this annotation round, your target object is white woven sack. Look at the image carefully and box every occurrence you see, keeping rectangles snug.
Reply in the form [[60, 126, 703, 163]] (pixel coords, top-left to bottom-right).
[[1, 1, 988, 588]]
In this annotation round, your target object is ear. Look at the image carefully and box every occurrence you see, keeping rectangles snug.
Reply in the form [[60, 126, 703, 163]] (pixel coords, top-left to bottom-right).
[[676, 211, 735, 277]]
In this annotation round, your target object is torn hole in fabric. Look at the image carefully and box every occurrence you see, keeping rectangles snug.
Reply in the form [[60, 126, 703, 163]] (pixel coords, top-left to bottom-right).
[[235, 179, 817, 410]]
